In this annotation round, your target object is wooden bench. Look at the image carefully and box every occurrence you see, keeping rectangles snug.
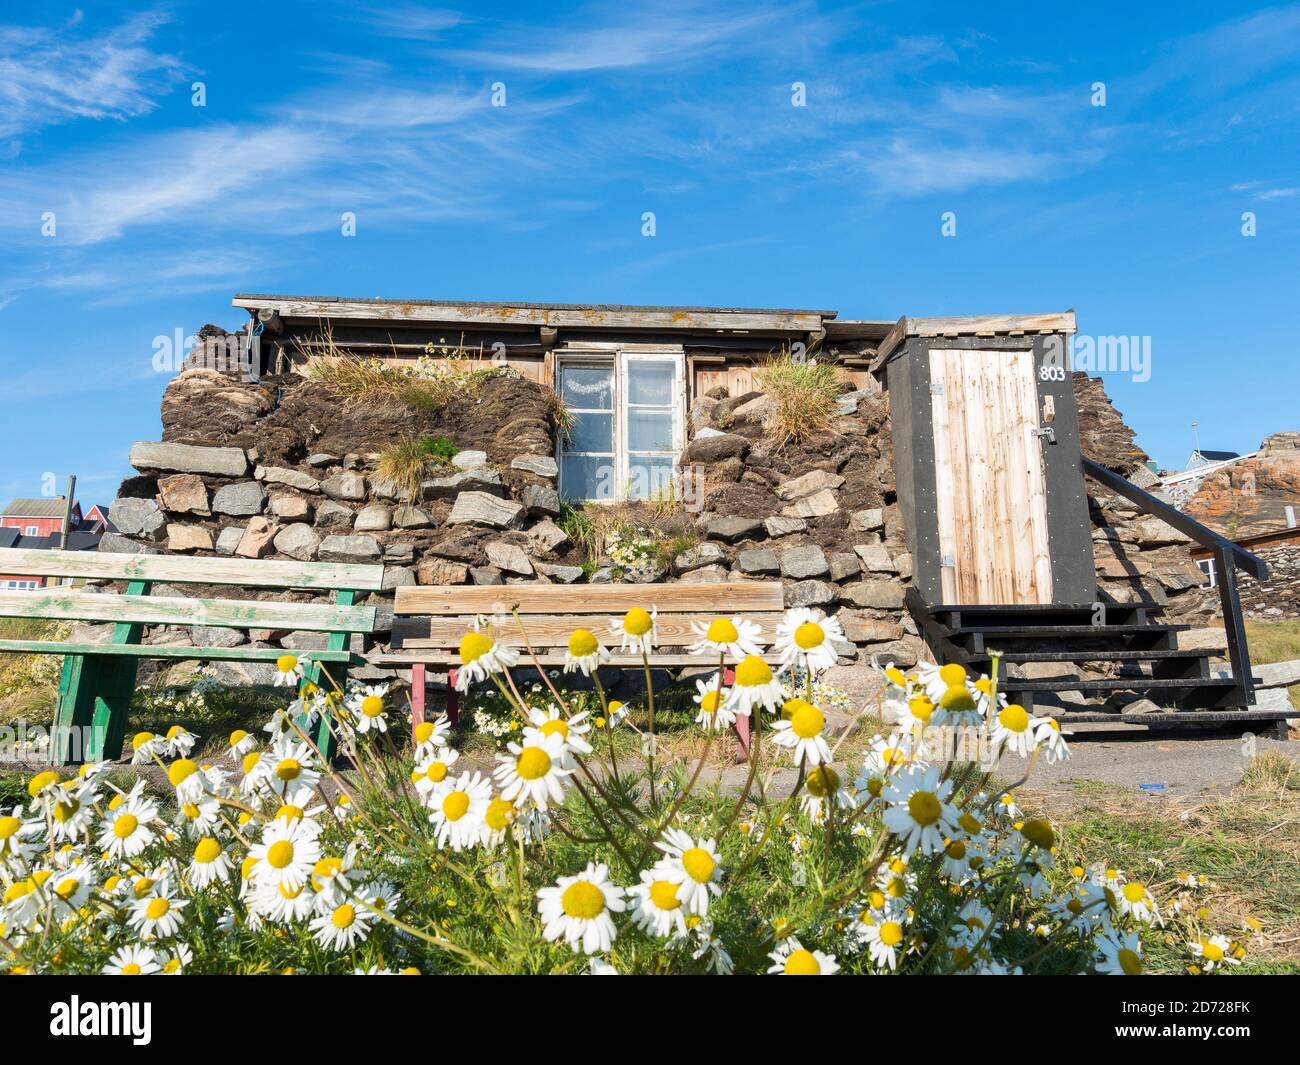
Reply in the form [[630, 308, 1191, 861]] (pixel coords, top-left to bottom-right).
[[0, 549, 383, 764], [374, 581, 787, 753]]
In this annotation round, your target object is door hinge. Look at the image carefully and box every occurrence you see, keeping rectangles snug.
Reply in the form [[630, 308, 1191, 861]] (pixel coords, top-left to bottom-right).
[[930, 381, 944, 396], [941, 553, 955, 568], [1032, 426, 1057, 444]]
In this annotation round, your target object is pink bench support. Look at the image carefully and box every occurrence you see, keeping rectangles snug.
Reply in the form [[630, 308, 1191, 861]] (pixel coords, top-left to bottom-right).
[[723, 665, 751, 762], [408, 662, 458, 744]]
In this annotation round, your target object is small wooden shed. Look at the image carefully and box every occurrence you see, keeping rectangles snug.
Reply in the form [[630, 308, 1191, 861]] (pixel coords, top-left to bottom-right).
[[872, 312, 1096, 608]]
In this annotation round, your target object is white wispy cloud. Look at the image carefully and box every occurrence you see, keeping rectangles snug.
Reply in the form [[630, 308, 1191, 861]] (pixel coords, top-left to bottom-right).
[[0, 11, 186, 141]]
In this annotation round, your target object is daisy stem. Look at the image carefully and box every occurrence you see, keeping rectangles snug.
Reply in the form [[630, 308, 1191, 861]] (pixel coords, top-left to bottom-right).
[[641, 649, 657, 806], [344, 886, 499, 974]]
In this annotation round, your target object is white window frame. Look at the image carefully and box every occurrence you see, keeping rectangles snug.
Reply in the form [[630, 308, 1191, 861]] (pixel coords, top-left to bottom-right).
[[24, 525, 38, 536], [1195, 557, 1217, 588], [556, 348, 685, 503]]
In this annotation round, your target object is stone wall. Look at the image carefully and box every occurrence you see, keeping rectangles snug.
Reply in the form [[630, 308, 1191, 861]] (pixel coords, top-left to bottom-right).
[[1186, 543, 1300, 621], [100, 360, 1212, 683]]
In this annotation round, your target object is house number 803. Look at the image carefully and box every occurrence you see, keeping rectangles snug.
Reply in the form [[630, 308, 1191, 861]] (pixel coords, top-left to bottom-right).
[[1039, 364, 1066, 381]]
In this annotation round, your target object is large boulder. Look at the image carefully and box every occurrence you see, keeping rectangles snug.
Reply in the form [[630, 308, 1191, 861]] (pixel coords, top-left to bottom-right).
[[129, 441, 248, 478]]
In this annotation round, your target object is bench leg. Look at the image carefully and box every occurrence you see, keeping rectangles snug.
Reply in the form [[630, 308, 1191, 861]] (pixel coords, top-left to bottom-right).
[[733, 711, 751, 763], [89, 657, 139, 763], [51, 654, 96, 766], [446, 668, 460, 729], [410, 663, 427, 741]]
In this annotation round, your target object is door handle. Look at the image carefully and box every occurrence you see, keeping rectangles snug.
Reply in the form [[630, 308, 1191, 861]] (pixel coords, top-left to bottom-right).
[[1032, 426, 1057, 445]]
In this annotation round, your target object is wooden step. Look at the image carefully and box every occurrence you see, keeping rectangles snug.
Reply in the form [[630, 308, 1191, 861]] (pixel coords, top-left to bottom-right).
[[930, 603, 1155, 627], [946, 623, 1190, 638], [1002, 676, 1248, 692], [974, 649, 1220, 663]]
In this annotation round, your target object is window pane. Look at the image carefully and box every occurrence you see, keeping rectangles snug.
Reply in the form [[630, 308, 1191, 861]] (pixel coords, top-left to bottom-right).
[[628, 456, 675, 500], [627, 360, 674, 405], [566, 412, 613, 453], [561, 365, 613, 408], [561, 455, 617, 501], [627, 409, 674, 452]]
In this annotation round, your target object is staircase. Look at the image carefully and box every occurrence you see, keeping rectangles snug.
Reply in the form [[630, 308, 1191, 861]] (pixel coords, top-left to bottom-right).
[[905, 589, 1289, 730]]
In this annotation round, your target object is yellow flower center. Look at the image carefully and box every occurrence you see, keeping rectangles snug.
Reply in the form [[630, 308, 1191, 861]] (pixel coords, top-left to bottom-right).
[[276, 654, 299, 674], [539, 718, 570, 739], [425, 761, 449, 783], [1122, 882, 1147, 903], [266, 840, 295, 869], [1118, 948, 1143, 975], [682, 847, 716, 883], [789, 703, 825, 739], [242, 752, 261, 775], [458, 631, 493, 665], [485, 798, 514, 831], [1202, 940, 1225, 962], [28, 770, 59, 798], [938, 663, 967, 686], [734, 655, 772, 687], [568, 628, 599, 657], [275, 804, 303, 823], [332, 904, 356, 929], [121, 963, 142, 976], [998, 704, 1030, 733], [649, 880, 681, 910], [945, 839, 966, 860], [939, 685, 975, 712], [516, 747, 552, 780], [230, 729, 249, 747], [52, 799, 78, 823], [781, 697, 807, 720], [1021, 819, 1056, 850], [880, 921, 904, 947], [145, 898, 170, 920], [561, 880, 606, 919], [793, 621, 825, 649], [132, 732, 155, 750], [907, 791, 941, 827], [699, 690, 721, 714], [0, 816, 20, 840], [167, 759, 198, 787], [783, 948, 820, 975], [623, 608, 653, 636], [131, 877, 153, 899], [958, 812, 982, 834], [413, 721, 435, 744], [909, 696, 934, 722], [275, 758, 302, 781], [55, 877, 79, 900], [705, 618, 739, 644], [113, 813, 139, 839], [194, 837, 221, 863], [805, 766, 840, 797], [442, 791, 470, 821], [361, 695, 385, 718]]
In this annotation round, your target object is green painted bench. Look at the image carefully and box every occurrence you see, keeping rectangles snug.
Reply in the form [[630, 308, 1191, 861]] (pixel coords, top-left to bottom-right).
[[0, 548, 384, 764]]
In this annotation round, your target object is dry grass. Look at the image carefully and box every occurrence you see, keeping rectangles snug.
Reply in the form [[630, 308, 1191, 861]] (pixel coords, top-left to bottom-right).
[[1027, 749, 1300, 973], [1246, 617, 1300, 709], [374, 437, 457, 502], [755, 351, 843, 448]]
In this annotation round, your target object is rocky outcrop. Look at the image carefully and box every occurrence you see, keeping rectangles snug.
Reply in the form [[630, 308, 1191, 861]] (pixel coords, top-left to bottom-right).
[[1182, 432, 1300, 539]]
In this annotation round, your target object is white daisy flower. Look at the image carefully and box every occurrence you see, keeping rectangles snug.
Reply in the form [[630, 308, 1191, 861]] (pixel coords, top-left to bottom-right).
[[799, 765, 854, 818], [160, 945, 193, 975], [0, 806, 42, 864], [44, 780, 98, 842], [1095, 927, 1144, 975], [272, 653, 307, 687], [349, 684, 390, 734], [653, 829, 723, 916], [129, 886, 188, 940], [563, 627, 610, 676], [1032, 715, 1070, 763], [862, 918, 907, 970], [412, 746, 461, 800], [724, 655, 784, 717], [162, 724, 198, 758], [688, 616, 765, 660], [1189, 934, 1240, 971], [176, 793, 222, 836], [775, 608, 843, 674], [130, 731, 169, 765], [165, 757, 208, 805], [494, 733, 573, 809], [524, 705, 594, 761], [770, 700, 833, 766], [103, 945, 161, 975], [991, 703, 1038, 757], [189, 835, 233, 888], [47, 866, 94, 914], [248, 816, 323, 894], [880, 765, 960, 855], [228, 729, 259, 759], [767, 937, 840, 975], [310, 900, 374, 951], [98, 791, 159, 859], [1116, 880, 1160, 925], [480, 794, 518, 848], [455, 630, 519, 692], [627, 867, 689, 938], [413, 714, 452, 758], [536, 862, 625, 955], [692, 674, 742, 731], [611, 606, 657, 655], [261, 738, 322, 799], [427, 770, 492, 851]]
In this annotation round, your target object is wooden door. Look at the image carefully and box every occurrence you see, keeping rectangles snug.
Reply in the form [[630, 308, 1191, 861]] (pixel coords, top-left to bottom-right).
[[929, 348, 1053, 605]]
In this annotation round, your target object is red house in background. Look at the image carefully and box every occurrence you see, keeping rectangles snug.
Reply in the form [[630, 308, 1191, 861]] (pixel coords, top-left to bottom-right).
[[0, 498, 108, 589]]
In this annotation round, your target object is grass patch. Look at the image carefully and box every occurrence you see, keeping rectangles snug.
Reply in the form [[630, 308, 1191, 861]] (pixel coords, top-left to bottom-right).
[[1245, 618, 1300, 709], [0, 618, 65, 726], [755, 350, 842, 448], [1030, 749, 1300, 973], [374, 435, 458, 501]]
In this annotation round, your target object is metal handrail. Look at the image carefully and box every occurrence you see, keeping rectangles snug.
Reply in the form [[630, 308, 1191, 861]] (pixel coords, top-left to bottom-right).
[[1082, 457, 1267, 705]]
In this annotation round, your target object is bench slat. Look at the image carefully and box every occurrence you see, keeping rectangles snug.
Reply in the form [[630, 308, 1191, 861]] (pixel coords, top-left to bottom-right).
[[0, 590, 375, 633], [372, 652, 786, 668], [0, 641, 355, 664], [392, 612, 789, 649], [0, 548, 385, 591], [394, 582, 785, 616]]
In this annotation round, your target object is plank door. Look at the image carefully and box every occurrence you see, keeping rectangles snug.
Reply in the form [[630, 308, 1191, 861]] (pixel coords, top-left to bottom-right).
[[929, 348, 1053, 605]]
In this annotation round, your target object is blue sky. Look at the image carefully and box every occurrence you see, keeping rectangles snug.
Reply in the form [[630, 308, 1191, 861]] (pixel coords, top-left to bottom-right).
[[2, 1, 1299, 507]]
